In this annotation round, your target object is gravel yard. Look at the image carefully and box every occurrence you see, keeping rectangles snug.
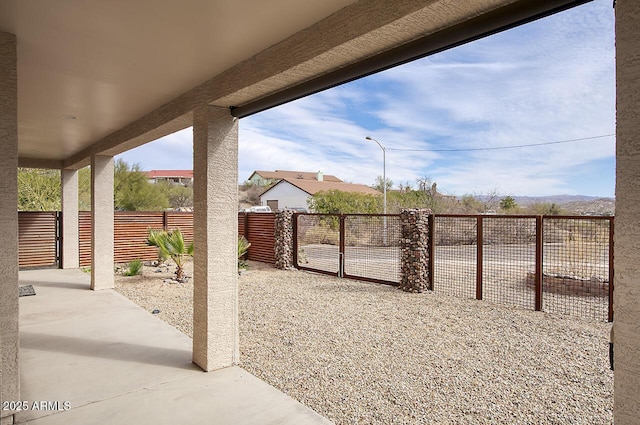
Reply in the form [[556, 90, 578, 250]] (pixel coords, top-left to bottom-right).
[[115, 260, 613, 424]]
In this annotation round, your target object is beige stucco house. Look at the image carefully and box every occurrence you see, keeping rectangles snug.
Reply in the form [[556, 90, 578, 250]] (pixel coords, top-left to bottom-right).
[[1, 1, 638, 423]]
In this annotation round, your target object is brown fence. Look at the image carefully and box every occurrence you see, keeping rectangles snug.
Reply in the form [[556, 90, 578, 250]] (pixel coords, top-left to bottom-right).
[[77, 211, 275, 267], [18, 211, 59, 268], [293, 213, 402, 286], [433, 215, 613, 322], [239, 212, 276, 264]]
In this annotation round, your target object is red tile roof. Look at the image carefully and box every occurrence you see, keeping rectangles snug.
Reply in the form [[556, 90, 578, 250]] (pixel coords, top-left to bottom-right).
[[146, 170, 193, 179]]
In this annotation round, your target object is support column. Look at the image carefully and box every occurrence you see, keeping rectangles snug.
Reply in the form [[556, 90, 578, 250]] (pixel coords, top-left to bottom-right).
[[192, 105, 239, 371], [0, 31, 20, 420], [399, 208, 432, 293], [91, 155, 114, 290], [614, 1, 640, 423], [61, 169, 79, 269], [274, 209, 295, 270]]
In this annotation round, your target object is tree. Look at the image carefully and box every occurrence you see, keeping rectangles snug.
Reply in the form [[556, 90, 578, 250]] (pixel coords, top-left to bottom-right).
[[157, 181, 193, 209], [308, 190, 381, 214], [482, 188, 501, 212], [373, 176, 393, 192], [114, 159, 169, 211], [18, 168, 61, 211], [460, 194, 484, 213], [500, 196, 518, 212]]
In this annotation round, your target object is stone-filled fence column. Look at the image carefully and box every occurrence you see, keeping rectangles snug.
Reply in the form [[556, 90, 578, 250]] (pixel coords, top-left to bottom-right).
[[400, 208, 433, 292], [274, 209, 295, 270]]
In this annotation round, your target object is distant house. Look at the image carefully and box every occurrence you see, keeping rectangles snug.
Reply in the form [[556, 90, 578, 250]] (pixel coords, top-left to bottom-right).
[[146, 170, 193, 186], [247, 170, 342, 186], [259, 177, 380, 211]]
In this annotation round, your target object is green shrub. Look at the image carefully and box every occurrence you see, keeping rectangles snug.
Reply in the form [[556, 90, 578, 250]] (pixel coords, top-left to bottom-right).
[[238, 236, 251, 269], [123, 259, 143, 276]]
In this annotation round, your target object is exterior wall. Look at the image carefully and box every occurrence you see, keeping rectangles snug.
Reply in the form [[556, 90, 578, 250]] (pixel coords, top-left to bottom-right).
[[260, 182, 309, 210], [614, 1, 640, 423], [0, 31, 19, 420], [90, 155, 114, 290], [61, 169, 79, 268], [192, 105, 239, 371]]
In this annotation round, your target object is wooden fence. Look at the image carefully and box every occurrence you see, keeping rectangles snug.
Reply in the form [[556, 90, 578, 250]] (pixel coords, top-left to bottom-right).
[[18, 211, 59, 268], [77, 211, 275, 267]]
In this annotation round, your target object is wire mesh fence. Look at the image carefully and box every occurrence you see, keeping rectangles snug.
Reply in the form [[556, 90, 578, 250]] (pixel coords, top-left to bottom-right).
[[343, 215, 401, 284], [293, 212, 613, 321], [433, 215, 478, 299], [481, 216, 537, 310], [294, 214, 340, 275], [541, 217, 612, 321], [432, 215, 613, 322]]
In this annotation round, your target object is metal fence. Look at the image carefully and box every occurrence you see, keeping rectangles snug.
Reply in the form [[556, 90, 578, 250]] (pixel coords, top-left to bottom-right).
[[294, 213, 401, 285], [433, 215, 613, 322]]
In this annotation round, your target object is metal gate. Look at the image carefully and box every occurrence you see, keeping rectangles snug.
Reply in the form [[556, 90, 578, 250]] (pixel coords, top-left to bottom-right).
[[293, 213, 401, 285], [18, 211, 60, 268]]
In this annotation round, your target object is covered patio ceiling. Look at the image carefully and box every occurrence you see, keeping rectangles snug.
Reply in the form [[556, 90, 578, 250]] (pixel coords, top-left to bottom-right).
[[0, 0, 589, 170]]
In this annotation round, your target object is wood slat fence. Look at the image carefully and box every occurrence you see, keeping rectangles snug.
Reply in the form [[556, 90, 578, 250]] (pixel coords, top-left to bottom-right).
[[77, 211, 274, 267], [18, 211, 59, 268]]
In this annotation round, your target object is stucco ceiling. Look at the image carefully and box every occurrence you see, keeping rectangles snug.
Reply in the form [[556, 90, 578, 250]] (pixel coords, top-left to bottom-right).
[[0, 0, 358, 163], [0, 0, 589, 168]]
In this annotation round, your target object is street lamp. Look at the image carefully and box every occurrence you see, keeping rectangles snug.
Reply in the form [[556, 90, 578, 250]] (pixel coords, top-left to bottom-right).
[[366, 136, 388, 246], [365, 136, 386, 215]]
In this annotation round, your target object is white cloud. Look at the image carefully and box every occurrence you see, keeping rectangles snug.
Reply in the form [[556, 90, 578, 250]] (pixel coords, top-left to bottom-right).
[[119, 0, 615, 197]]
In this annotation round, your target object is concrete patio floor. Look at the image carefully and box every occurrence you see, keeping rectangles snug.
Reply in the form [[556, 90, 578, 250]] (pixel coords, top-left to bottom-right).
[[13, 269, 332, 425]]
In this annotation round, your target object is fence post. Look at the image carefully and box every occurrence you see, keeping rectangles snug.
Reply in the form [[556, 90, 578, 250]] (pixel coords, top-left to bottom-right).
[[608, 217, 614, 322], [428, 214, 435, 291], [339, 214, 345, 278], [399, 208, 433, 292], [476, 216, 483, 300], [535, 215, 543, 311], [274, 210, 295, 270]]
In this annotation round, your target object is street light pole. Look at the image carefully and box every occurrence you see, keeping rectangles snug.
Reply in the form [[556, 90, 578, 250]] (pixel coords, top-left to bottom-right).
[[366, 136, 388, 245], [365, 136, 386, 215]]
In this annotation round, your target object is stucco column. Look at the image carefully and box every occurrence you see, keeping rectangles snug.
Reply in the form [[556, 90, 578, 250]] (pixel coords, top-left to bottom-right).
[[61, 169, 80, 269], [0, 31, 20, 419], [192, 105, 239, 371], [91, 155, 114, 290], [614, 1, 640, 423]]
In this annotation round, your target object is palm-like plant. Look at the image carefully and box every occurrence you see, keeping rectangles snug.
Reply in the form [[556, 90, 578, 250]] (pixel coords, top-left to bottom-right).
[[146, 228, 193, 281], [238, 236, 251, 269]]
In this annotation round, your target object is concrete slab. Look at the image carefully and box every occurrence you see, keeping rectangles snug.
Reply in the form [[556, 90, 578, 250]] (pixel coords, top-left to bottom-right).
[[15, 269, 332, 425]]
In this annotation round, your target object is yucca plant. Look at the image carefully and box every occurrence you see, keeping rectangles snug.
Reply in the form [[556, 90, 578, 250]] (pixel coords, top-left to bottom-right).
[[146, 228, 194, 282], [238, 236, 251, 269]]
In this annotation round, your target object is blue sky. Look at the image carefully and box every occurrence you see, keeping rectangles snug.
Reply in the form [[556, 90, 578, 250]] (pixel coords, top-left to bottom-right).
[[118, 0, 615, 197]]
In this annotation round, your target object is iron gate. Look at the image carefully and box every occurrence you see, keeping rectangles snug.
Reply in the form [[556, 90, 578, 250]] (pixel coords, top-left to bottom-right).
[[293, 213, 401, 285]]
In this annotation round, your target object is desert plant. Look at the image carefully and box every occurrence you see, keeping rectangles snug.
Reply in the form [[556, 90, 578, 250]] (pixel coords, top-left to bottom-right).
[[123, 259, 143, 276], [146, 228, 193, 281], [238, 236, 251, 269]]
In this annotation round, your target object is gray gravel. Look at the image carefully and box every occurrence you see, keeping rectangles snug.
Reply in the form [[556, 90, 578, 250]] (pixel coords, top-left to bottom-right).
[[115, 261, 613, 424]]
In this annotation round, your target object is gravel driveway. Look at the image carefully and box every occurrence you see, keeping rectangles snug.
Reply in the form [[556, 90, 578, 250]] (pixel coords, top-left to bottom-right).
[[115, 261, 613, 424]]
